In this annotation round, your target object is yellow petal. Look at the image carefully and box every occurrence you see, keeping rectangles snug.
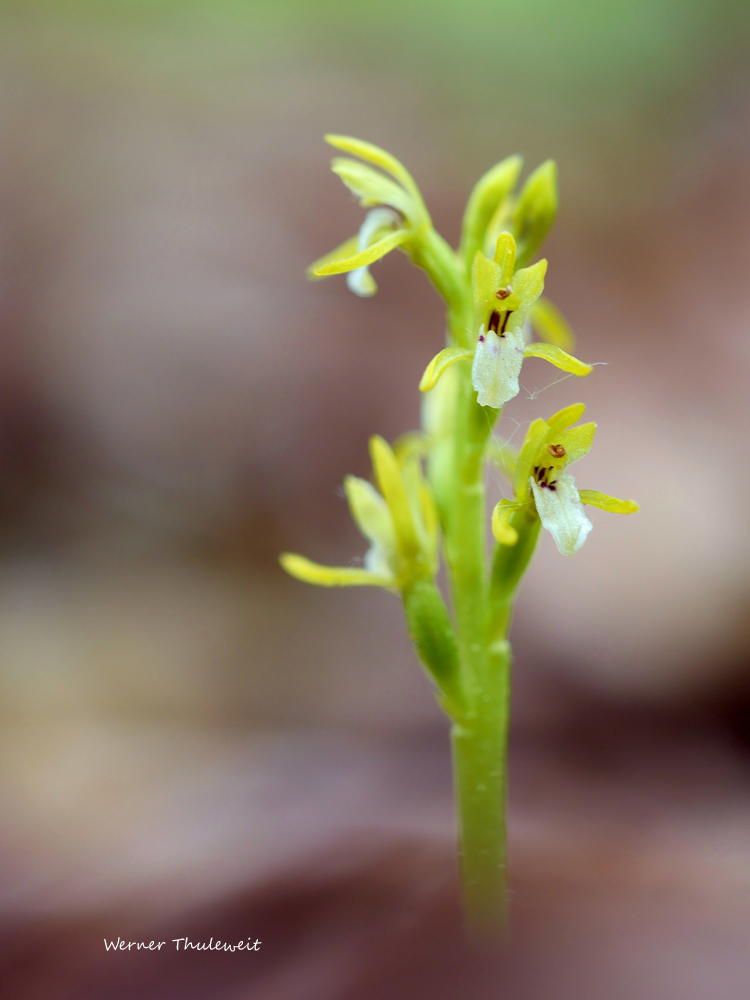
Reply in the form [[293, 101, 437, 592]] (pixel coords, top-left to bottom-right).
[[514, 417, 550, 503], [492, 500, 522, 546], [546, 402, 586, 435], [524, 342, 592, 376], [493, 231, 517, 285], [307, 235, 360, 280], [530, 297, 575, 350], [330, 158, 413, 218], [280, 553, 393, 588], [419, 346, 474, 392], [343, 476, 395, 552], [471, 250, 503, 316], [325, 134, 427, 218], [506, 258, 547, 331], [313, 229, 409, 276], [556, 422, 596, 464], [369, 435, 420, 561], [578, 490, 640, 514]]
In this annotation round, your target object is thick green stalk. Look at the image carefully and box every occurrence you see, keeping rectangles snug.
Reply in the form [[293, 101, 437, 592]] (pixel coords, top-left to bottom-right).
[[451, 639, 511, 934], [444, 368, 492, 683], [450, 511, 542, 932], [419, 250, 539, 935], [438, 346, 511, 932], [412, 228, 472, 339]]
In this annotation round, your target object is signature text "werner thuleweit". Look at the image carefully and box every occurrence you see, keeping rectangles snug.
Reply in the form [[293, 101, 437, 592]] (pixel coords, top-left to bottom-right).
[[104, 937, 261, 953]]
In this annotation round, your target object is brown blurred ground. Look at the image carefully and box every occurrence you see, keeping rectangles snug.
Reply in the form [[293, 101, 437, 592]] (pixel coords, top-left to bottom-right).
[[2, 700, 750, 999]]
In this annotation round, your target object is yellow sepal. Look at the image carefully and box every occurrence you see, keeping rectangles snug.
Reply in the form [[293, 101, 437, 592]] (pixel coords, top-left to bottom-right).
[[313, 229, 409, 276], [492, 500, 523, 546], [556, 422, 596, 465], [523, 342, 592, 376], [578, 490, 639, 514], [330, 158, 413, 219], [324, 134, 427, 218], [506, 258, 547, 332], [343, 475, 395, 552], [369, 435, 420, 561], [547, 403, 586, 435], [514, 417, 550, 503], [530, 297, 575, 350], [280, 553, 393, 588], [307, 236, 359, 280], [419, 347, 474, 392], [472, 250, 502, 316]]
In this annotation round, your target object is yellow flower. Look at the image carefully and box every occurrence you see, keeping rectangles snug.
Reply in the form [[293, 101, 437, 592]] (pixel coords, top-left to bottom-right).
[[306, 135, 430, 298], [419, 233, 592, 408], [461, 153, 577, 353], [280, 435, 438, 591], [491, 403, 639, 555]]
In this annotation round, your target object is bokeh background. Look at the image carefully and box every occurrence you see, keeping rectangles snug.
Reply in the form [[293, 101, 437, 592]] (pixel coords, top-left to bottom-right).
[[1, 1, 750, 997]]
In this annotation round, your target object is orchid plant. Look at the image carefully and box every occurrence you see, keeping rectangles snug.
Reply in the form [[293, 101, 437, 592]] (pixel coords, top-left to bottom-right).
[[281, 135, 638, 934]]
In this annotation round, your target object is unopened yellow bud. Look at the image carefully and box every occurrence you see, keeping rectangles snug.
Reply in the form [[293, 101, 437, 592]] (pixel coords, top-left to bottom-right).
[[513, 160, 558, 267]]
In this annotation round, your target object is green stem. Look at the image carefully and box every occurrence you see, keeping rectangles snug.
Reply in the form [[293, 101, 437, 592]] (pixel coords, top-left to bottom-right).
[[440, 356, 511, 932], [451, 639, 511, 935], [411, 228, 472, 344], [445, 370, 492, 681], [419, 256, 539, 936], [451, 512, 540, 934]]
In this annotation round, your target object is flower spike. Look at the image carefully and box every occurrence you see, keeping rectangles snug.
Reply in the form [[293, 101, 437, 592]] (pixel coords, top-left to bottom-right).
[[290, 136, 641, 930]]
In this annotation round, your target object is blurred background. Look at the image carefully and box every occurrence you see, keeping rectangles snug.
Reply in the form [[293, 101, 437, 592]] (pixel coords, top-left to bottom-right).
[[1, 1, 750, 997]]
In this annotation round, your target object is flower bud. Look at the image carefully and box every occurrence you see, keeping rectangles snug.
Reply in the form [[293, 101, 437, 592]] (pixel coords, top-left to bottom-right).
[[460, 155, 523, 268], [513, 160, 558, 267]]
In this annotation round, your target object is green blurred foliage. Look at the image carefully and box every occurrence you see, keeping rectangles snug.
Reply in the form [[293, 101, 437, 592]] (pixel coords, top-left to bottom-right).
[[4, 0, 746, 101], [1, 0, 748, 214]]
